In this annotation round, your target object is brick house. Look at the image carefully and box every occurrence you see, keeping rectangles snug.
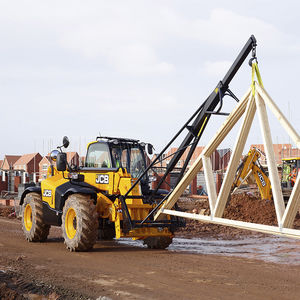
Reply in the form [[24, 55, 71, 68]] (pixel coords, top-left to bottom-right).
[[67, 152, 80, 167], [250, 144, 300, 165], [13, 153, 42, 183], [162, 146, 231, 171], [39, 156, 51, 180], [1, 155, 21, 171]]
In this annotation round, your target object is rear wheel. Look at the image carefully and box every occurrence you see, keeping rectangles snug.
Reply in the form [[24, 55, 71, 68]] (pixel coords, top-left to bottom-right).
[[62, 194, 98, 251], [143, 236, 173, 249], [22, 192, 50, 242]]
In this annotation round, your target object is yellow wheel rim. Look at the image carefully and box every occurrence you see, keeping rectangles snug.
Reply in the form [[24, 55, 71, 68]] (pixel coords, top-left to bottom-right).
[[65, 207, 77, 239], [24, 204, 32, 231]]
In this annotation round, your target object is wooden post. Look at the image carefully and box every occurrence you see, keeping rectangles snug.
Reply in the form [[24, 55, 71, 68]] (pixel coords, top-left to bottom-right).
[[255, 88, 285, 224], [214, 95, 256, 217], [202, 156, 217, 213]]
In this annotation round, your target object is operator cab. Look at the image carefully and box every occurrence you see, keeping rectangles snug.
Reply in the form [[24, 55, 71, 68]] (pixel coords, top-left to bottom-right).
[[84, 137, 151, 194]]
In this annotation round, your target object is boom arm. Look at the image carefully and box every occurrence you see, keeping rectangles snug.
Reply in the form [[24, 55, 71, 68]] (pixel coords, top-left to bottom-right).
[[122, 35, 258, 229], [152, 35, 257, 194]]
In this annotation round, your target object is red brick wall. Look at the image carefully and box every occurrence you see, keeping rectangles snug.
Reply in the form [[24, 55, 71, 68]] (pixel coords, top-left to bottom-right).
[[0, 175, 8, 192], [27, 154, 42, 173], [14, 176, 21, 192]]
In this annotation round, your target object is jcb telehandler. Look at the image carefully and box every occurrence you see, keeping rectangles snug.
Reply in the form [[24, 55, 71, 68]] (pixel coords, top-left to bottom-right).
[[21, 136, 179, 251], [20, 35, 258, 251]]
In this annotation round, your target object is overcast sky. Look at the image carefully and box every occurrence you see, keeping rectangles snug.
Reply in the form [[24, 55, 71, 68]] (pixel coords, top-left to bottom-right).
[[1, 0, 300, 158]]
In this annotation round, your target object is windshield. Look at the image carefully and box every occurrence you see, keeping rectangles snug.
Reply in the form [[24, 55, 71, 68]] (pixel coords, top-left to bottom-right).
[[130, 147, 146, 178], [85, 143, 111, 168], [109, 145, 147, 178]]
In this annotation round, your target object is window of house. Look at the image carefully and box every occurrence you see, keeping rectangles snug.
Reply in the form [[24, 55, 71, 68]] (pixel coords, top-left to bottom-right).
[[42, 164, 48, 171]]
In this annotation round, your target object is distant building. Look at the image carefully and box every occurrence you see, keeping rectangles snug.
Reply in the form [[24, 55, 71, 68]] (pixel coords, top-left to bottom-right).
[[66, 152, 80, 167], [160, 146, 231, 171], [1, 155, 21, 171], [13, 153, 42, 174], [250, 144, 300, 165], [39, 156, 51, 180]]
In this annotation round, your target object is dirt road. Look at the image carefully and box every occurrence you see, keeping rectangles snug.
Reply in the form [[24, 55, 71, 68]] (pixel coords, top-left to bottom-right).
[[1, 217, 300, 299]]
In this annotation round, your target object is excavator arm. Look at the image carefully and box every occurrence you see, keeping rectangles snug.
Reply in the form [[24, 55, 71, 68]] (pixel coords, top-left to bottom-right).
[[233, 148, 272, 201]]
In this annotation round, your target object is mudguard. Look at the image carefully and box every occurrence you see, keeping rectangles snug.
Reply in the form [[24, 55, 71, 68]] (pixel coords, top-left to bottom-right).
[[54, 181, 97, 211], [20, 186, 41, 206]]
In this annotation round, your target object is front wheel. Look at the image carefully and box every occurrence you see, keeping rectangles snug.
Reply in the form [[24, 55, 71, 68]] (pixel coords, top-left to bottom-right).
[[62, 194, 98, 251], [22, 192, 50, 242]]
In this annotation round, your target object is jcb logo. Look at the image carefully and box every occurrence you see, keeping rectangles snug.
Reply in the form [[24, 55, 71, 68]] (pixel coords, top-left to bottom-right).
[[43, 189, 52, 197], [96, 174, 109, 184], [257, 171, 266, 187]]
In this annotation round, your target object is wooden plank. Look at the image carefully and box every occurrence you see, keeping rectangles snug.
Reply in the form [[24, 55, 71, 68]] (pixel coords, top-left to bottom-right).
[[282, 174, 300, 228], [202, 156, 217, 213], [214, 96, 256, 217], [162, 209, 300, 239], [153, 88, 251, 221], [255, 89, 285, 223], [256, 85, 300, 148]]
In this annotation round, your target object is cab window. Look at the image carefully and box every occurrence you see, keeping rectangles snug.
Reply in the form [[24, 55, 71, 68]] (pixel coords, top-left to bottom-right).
[[85, 143, 111, 168], [130, 147, 146, 178]]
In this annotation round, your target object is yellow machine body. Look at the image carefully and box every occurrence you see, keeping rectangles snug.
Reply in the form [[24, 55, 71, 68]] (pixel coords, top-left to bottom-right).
[[40, 140, 172, 241]]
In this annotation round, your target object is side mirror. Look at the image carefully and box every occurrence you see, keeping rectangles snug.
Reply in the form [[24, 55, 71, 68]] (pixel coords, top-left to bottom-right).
[[147, 144, 153, 155], [63, 136, 70, 148], [56, 153, 67, 171], [50, 150, 59, 162]]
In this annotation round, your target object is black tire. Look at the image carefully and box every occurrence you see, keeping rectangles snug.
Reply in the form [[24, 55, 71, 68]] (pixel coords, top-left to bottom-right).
[[62, 194, 98, 252], [22, 192, 50, 242], [143, 236, 173, 249]]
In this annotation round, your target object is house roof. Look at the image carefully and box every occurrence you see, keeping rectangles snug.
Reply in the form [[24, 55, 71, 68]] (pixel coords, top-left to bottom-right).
[[14, 153, 41, 167], [2, 155, 21, 169], [0, 160, 3, 169], [39, 156, 51, 165]]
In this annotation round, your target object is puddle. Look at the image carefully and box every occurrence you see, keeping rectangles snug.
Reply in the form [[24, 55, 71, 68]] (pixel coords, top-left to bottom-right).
[[117, 236, 300, 265]]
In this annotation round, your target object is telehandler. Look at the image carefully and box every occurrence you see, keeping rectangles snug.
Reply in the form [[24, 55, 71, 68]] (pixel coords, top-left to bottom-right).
[[20, 35, 259, 251], [21, 136, 180, 251]]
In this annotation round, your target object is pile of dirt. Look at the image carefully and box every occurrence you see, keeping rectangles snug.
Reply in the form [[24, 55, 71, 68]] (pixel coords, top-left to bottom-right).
[[176, 192, 300, 239], [0, 205, 14, 218]]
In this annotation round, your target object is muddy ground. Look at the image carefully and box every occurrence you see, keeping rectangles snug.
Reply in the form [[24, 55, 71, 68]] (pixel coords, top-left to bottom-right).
[[0, 193, 300, 299]]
